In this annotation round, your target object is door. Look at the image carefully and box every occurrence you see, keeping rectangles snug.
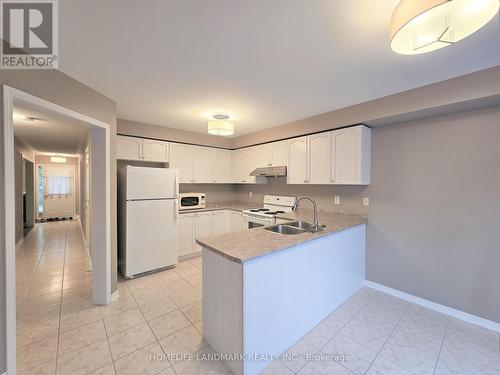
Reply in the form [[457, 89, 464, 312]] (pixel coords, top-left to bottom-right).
[[211, 210, 229, 236], [126, 166, 178, 200], [193, 146, 215, 183], [125, 199, 178, 277], [253, 144, 271, 167], [270, 141, 287, 167], [117, 135, 142, 160], [214, 149, 232, 183], [287, 137, 308, 184], [308, 132, 331, 184], [84, 146, 91, 247], [331, 127, 360, 184], [194, 212, 212, 253], [179, 213, 195, 257], [142, 139, 169, 162], [170, 143, 193, 183], [42, 165, 75, 219]]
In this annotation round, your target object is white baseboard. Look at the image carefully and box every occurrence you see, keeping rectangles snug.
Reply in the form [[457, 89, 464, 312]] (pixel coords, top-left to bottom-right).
[[365, 280, 500, 333]]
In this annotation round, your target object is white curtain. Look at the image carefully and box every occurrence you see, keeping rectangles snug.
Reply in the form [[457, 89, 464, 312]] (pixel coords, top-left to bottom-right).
[[44, 167, 73, 196]]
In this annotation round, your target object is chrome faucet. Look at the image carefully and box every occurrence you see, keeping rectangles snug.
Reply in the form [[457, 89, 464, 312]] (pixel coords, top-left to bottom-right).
[[292, 196, 322, 232]]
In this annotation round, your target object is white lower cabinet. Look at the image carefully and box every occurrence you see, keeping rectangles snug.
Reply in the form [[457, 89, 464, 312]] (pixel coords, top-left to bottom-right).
[[211, 210, 230, 236], [194, 212, 212, 253], [179, 210, 247, 259], [229, 210, 247, 232], [179, 213, 195, 257]]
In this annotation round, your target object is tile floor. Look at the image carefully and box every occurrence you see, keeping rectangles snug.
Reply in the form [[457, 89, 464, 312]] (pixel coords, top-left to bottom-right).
[[16, 221, 500, 374]]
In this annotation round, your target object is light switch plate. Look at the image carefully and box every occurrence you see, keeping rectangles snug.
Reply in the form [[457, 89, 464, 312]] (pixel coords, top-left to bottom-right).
[[334, 196, 341, 205], [249, 192, 253, 198], [363, 197, 370, 207]]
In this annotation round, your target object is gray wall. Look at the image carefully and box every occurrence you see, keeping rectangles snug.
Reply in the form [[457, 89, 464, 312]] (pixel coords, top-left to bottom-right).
[[0, 70, 117, 373], [366, 105, 500, 323]]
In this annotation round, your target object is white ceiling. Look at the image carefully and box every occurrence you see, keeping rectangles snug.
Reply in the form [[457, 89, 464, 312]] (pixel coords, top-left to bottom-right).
[[14, 104, 89, 155], [59, 0, 500, 137]]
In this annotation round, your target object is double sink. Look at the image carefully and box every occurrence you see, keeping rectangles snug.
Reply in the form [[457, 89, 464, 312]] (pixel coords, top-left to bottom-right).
[[265, 221, 326, 235]]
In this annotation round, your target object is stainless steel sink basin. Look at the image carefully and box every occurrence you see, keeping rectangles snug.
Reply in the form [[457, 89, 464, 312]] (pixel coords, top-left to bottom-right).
[[264, 224, 306, 235], [288, 221, 326, 232]]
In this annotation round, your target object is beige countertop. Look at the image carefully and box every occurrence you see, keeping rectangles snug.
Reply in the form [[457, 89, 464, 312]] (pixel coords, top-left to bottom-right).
[[196, 210, 367, 263], [178, 202, 256, 214]]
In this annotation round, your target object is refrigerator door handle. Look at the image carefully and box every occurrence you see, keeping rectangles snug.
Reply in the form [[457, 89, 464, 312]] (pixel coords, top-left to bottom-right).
[[174, 199, 179, 223], [174, 173, 179, 198]]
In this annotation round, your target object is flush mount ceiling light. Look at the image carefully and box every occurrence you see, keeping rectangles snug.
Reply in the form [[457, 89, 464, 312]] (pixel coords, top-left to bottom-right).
[[208, 114, 234, 136], [390, 0, 500, 54], [50, 155, 67, 163]]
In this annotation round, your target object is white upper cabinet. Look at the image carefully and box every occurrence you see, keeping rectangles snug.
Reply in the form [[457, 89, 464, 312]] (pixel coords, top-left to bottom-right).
[[287, 137, 308, 184], [331, 125, 371, 185], [214, 149, 232, 183], [117, 135, 142, 161], [270, 141, 287, 167], [118, 125, 370, 185], [192, 146, 215, 183], [170, 143, 194, 183], [307, 133, 331, 184], [142, 139, 170, 162]]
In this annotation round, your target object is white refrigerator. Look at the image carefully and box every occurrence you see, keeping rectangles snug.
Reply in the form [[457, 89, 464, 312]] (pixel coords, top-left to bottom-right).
[[118, 166, 179, 278]]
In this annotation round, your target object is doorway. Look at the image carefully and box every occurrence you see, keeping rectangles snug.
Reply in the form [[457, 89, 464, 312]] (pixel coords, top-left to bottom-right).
[[38, 164, 76, 220], [1, 85, 112, 374]]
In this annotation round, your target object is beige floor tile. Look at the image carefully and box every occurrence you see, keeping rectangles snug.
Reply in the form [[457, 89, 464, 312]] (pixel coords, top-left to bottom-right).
[[261, 361, 294, 375], [149, 309, 191, 339], [159, 325, 207, 364], [184, 273, 202, 288], [18, 359, 56, 375], [56, 339, 112, 375], [180, 300, 202, 324], [108, 322, 156, 360], [88, 363, 116, 375], [16, 335, 58, 372], [139, 297, 178, 321], [366, 354, 413, 375], [58, 320, 107, 356], [322, 333, 378, 375], [168, 286, 201, 308], [194, 320, 203, 335], [23, 291, 62, 309], [16, 318, 59, 348], [17, 303, 61, 328], [175, 264, 201, 278], [279, 338, 319, 373], [114, 342, 171, 375], [60, 306, 102, 332], [104, 307, 145, 336], [100, 293, 138, 319], [154, 269, 182, 285], [172, 346, 231, 375], [296, 354, 352, 375]]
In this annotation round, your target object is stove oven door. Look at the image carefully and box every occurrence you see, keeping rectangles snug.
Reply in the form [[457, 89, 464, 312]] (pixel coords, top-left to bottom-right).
[[243, 215, 272, 229]]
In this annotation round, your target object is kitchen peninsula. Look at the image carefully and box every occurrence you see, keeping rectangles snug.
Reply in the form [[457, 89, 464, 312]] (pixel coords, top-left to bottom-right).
[[196, 211, 367, 375]]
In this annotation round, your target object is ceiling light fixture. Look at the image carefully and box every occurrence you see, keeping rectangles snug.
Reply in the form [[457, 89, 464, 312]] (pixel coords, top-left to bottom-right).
[[390, 0, 499, 54], [50, 156, 67, 163], [208, 114, 234, 136]]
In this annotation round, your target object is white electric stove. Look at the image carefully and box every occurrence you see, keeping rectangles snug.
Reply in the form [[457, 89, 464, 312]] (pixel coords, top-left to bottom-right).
[[242, 195, 297, 228]]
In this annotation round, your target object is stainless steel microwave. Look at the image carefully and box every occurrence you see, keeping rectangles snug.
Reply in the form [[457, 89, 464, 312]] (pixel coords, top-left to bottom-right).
[[179, 193, 206, 210]]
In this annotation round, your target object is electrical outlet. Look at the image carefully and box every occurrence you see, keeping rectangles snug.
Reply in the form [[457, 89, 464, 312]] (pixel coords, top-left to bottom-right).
[[334, 196, 341, 205], [249, 192, 253, 198], [363, 197, 370, 207]]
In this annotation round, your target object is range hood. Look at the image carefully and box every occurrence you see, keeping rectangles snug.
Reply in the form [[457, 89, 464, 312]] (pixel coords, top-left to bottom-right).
[[250, 166, 287, 177]]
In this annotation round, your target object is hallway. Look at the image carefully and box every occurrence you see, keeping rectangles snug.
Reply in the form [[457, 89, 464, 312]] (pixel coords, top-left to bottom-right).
[[16, 220, 93, 373]]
